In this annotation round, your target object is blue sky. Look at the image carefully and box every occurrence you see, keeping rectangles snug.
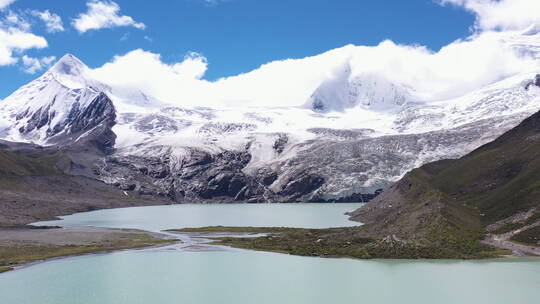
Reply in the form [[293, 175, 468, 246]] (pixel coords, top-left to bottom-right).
[[0, 0, 479, 98]]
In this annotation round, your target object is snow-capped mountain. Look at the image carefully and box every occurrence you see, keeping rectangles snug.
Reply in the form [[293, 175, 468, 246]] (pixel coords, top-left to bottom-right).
[[307, 66, 415, 113], [1, 40, 540, 202], [0, 54, 114, 147]]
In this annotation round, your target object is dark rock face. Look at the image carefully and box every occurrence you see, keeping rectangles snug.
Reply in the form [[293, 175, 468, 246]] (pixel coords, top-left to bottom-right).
[[16, 92, 116, 151], [54, 94, 117, 178], [525, 74, 540, 90], [63, 93, 116, 154], [273, 134, 288, 154], [279, 173, 325, 198], [95, 149, 258, 203], [312, 189, 383, 203], [311, 97, 326, 112], [95, 147, 339, 203], [68, 93, 115, 135], [198, 122, 257, 134], [261, 171, 278, 186], [198, 172, 247, 199], [19, 105, 51, 134], [134, 114, 185, 134]]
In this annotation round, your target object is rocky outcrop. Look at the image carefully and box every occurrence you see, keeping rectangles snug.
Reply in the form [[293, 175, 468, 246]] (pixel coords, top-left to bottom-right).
[[94, 149, 255, 202], [54, 93, 117, 178], [525, 74, 540, 90], [93, 146, 370, 203]]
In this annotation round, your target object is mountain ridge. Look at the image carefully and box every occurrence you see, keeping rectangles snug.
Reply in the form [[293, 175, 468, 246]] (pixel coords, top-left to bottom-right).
[[0, 51, 539, 203]]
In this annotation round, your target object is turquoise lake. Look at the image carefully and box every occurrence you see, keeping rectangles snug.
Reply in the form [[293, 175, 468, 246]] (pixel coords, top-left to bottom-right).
[[1, 203, 539, 304]]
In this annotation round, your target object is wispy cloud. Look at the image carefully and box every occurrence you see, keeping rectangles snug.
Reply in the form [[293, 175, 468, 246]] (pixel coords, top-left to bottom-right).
[[31, 10, 64, 33], [21, 55, 56, 74], [0, 0, 16, 10], [72, 0, 145, 33], [0, 10, 48, 66]]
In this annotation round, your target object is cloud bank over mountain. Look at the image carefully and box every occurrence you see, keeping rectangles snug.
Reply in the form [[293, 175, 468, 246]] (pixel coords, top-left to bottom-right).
[[90, 28, 539, 109]]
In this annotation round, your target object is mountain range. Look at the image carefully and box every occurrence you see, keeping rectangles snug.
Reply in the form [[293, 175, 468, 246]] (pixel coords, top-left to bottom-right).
[[0, 29, 539, 206]]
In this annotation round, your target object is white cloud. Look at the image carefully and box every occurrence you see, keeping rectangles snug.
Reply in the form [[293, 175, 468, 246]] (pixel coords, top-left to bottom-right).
[[3, 10, 30, 31], [440, 0, 540, 31], [72, 0, 145, 33], [0, 25, 48, 65], [172, 52, 208, 79], [31, 10, 64, 33], [0, 8, 60, 67], [0, 8, 49, 66], [91, 50, 212, 105], [21, 55, 56, 74], [90, 27, 538, 110], [0, 0, 15, 10]]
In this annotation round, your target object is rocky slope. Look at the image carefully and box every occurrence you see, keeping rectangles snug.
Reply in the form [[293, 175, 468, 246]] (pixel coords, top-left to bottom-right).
[[349, 106, 540, 253], [0, 139, 168, 226]]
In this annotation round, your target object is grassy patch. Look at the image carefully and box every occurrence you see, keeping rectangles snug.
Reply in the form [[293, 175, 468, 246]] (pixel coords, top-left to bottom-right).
[[510, 226, 540, 246], [0, 150, 61, 176], [0, 234, 174, 268], [167, 226, 295, 234], [0, 266, 14, 273], [492, 213, 540, 234], [172, 226, 500, 259], [209, 228, 374, 258]]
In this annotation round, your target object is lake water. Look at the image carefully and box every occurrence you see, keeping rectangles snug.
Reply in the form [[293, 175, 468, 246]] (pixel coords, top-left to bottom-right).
[[33, 203, 364, 231], [1, 203, 540, 304]]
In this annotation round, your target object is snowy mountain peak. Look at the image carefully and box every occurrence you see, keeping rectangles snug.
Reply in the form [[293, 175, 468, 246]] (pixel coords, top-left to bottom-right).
[[0, 53, 114, 145], [49, 54, 88, 77], [307, 68, 414, 113]]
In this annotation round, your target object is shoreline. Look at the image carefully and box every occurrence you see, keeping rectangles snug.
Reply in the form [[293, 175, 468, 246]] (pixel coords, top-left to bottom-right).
[[2, 203, 539, 275], [0, 226, 179, 273], [8, 239, 179, 274], [2, 225, 539, 276], [168, 226, 540, 260]]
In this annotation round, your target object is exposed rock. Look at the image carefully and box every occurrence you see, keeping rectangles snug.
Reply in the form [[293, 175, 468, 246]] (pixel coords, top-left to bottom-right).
[[525, 74, 540, 90], [279, 173, 325, 198]]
